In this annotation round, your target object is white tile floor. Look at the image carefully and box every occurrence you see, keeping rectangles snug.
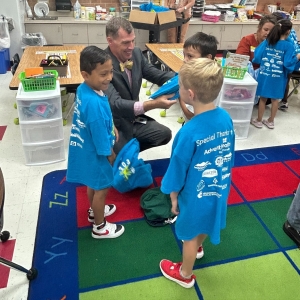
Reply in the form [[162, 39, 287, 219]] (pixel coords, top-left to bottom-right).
[[1, 71, 300, 299]]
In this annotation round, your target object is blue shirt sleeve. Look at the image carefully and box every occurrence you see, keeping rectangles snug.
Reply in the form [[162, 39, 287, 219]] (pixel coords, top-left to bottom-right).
[[283, 43, 298, 73], [161, 130, 195, 194], [289, 29, 300, 54]]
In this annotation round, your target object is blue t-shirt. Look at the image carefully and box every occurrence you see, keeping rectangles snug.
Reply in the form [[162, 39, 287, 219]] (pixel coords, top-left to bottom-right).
[[161, 107, 235, 244], [66, 82, 115, 190], [253, 39, 298, 99], [288, 28, 300, 54]]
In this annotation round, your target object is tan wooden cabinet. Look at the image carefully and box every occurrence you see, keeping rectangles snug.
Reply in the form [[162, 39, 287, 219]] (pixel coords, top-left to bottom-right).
[[62, 24, 88, 44], [25, 24, 63, 45]]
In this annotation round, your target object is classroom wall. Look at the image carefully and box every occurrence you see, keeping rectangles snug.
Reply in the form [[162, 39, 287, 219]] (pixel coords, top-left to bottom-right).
[[26, 0, 299, 14]]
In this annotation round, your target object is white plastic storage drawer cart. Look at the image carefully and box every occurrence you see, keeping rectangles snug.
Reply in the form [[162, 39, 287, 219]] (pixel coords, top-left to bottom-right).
[[218, 72, 258, 139], [16, 81, 65, 165]]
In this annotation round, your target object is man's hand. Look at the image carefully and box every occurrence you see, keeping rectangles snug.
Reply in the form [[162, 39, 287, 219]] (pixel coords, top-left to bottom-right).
[[143, 94, 177, 112]]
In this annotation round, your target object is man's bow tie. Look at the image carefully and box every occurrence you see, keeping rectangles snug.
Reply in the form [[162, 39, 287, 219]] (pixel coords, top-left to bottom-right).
[[120, 60, 133, 72]]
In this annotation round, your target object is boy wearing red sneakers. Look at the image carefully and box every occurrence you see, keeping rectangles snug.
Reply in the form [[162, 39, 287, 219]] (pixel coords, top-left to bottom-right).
[[160, 58, 235, 288], [67, 46, 124, 239]]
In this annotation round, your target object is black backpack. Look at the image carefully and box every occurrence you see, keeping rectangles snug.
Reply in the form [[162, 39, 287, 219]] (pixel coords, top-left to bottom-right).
[[140, 187, 177, 227]]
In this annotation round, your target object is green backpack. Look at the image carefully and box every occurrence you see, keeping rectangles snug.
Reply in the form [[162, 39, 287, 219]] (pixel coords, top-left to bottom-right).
[[140, 187, 177, 227]]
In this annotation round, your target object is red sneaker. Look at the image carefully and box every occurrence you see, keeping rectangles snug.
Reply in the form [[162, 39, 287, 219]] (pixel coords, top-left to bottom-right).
[[159, 259, 196, 288], [197, 245, 204, 259]]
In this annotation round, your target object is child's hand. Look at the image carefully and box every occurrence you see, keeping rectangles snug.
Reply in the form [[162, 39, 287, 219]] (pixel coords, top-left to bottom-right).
[[108, 149, 116, 165], [114, 126, 119, 142], [171, 203, 179, 215], [170, 191, 179, 215]]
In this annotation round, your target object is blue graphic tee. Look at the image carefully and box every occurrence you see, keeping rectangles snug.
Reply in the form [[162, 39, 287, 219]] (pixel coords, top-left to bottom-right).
[[161, 107, 235, 244], [67, 82, 115, 190], [253, 39, 298, 99]]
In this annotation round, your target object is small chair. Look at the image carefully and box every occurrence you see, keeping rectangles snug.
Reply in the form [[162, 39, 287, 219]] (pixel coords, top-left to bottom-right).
[[282, 70, 300, 104], [10, 53, 20, 75], [62, 86, 77, 126]]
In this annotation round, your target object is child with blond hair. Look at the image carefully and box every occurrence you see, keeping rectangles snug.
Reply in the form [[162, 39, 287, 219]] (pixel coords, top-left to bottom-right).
[[159, 58, 235, 288]]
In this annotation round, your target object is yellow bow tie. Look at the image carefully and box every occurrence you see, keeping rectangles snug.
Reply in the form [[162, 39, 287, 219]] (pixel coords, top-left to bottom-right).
[[120, 60, 133, 72]]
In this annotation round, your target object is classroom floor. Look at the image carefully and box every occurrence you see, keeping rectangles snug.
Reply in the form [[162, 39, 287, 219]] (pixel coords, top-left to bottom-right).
[[1, 71, 300, 299]]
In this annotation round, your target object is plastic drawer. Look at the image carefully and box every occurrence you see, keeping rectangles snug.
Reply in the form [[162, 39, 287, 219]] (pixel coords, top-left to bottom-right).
[[20, 119, 64, 144], [233, 120, 250, 140], [16, 95, 62, 122], [219, 101, 254, 122], [220, 84, 257, 103], [22, 139, 65, 166], [16, 81, 62, 122]]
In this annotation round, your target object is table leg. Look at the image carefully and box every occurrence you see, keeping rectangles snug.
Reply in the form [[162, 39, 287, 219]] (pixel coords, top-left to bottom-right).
[[149, 30, 160, 43]]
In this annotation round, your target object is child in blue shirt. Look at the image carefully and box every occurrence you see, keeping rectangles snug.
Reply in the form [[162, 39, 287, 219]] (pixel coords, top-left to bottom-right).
[[67, 46, 125, 239], [180, 32, 219, 121], [150, 32, 219, 122], [159, 58, 235, 288], [251, 19, 300, 129]]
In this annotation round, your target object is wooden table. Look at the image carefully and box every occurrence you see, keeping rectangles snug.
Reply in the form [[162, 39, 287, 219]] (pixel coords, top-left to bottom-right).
[[145, 43, 184, 73], [9, 45, 86, 90]]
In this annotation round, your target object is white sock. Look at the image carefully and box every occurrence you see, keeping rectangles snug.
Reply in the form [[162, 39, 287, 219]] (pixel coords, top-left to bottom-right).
[[179, 266, 192, 279]]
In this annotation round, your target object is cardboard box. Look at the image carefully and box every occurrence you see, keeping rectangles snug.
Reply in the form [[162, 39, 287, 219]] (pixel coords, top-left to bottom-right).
[[129, 10, 176, 25]]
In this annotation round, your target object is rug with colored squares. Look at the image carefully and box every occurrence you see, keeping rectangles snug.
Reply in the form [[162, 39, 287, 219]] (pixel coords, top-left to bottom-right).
[[28, 144, 300, 300]]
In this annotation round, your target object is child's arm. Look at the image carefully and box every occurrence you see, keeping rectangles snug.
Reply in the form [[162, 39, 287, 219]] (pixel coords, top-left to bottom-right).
[[114, 126, 119, 143], [170, 191, 179, 215], [179, 98, 194, 120], [108, 148, 116, 166]]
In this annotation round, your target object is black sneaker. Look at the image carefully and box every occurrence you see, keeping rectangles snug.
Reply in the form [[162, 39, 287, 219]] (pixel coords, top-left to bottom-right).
[[283, 221, 300, 247], [278, 103, 288, 111]]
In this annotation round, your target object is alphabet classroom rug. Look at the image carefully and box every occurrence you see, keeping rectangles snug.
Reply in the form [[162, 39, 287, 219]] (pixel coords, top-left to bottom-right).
[[28, 144, 300, 300]]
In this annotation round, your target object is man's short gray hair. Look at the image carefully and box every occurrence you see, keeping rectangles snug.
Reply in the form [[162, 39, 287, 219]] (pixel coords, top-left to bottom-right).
[[106, 17, 134, 38]]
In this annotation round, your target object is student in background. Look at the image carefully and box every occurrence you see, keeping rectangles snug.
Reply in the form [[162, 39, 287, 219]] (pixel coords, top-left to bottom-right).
[[251, 19, 300, 130], [179, 32, 219, 122], [150, 32, 219, 125], [67, 46, 125, 239], [272, 11, 300, 111], [159, 58, 235, 288]]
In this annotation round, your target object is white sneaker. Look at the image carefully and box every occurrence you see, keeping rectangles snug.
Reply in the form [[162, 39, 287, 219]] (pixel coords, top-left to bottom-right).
[[92, 219, 124, 239], [87, 204, 116, 222], [182, 240, 204, 259], [196, 245, 204, 259]]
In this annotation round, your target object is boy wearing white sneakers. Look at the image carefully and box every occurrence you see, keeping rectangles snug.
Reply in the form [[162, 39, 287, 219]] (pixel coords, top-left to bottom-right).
[[67, 46, 124, 239], [160, 59, 235, 288]]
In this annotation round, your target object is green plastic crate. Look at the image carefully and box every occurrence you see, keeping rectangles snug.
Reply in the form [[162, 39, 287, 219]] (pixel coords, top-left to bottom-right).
[[19, 70, 58, 92], [222, 66, 247, 80]]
